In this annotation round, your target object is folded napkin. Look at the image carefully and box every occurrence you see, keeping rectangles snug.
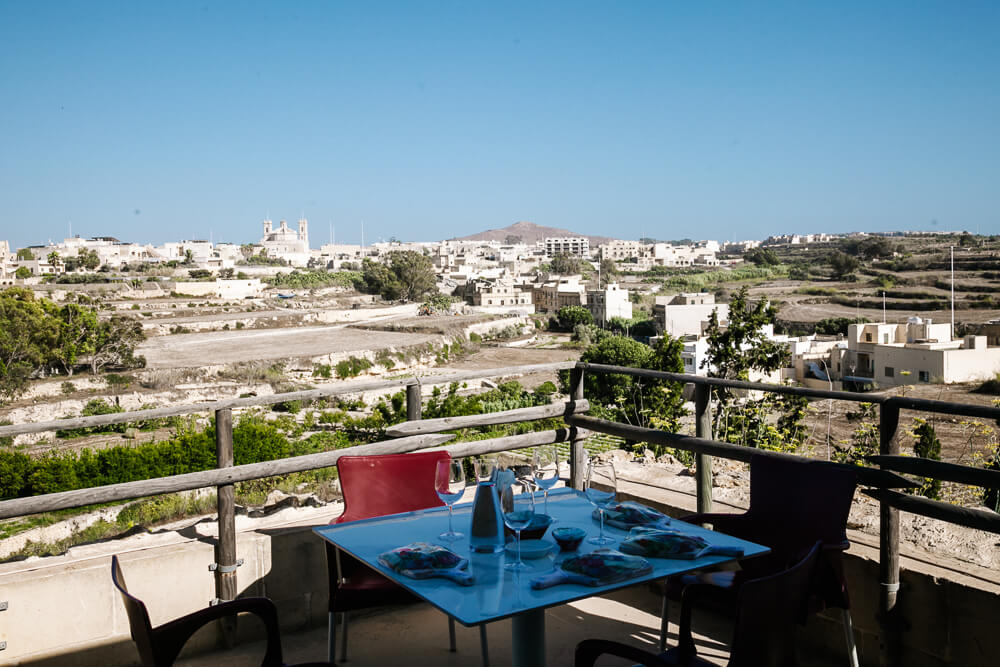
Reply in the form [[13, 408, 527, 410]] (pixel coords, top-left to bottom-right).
[[377, 542, 475, 585], [593, 501, 671, 530], [531, 549, 652, 589], [619, 527, 744, 560]]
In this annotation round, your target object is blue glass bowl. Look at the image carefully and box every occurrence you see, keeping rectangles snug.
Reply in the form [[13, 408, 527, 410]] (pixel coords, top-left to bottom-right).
[[552, 526, 586, 551]]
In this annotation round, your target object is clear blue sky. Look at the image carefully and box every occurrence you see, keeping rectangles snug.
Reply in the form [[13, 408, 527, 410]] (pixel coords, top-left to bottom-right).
[[2, 1, 998, 249]]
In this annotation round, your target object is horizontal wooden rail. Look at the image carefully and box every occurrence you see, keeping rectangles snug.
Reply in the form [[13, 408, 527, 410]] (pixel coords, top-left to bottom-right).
[[866, 455, 1000, 489], [0, 361, 576, 439], [862, 488, 1000, 534], [385, 399, 590, 437], [428, 427, 589, 459], [576, 362, 890, 404], [0, 433, 453, 520], [881, 395, 1000, 421], [566, 413, 918, 490]]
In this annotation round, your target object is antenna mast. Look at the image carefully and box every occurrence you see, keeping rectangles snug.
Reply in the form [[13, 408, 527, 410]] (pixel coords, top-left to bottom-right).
[[951, 245, 955, 339]]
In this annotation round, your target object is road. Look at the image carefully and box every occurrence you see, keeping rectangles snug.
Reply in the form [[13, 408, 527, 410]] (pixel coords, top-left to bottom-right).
[[139, 323, 437, 369]]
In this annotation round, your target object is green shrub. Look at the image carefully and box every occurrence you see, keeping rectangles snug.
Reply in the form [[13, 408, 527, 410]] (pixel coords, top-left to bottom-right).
[[61, 381, 76, 395], [335, 356, 373, 379], [469, 332, 482, 343]]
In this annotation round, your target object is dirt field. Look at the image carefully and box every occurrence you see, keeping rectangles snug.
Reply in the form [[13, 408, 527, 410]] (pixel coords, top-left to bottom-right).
[[139, 324, 438, 369], [421, 343, 582, 389]]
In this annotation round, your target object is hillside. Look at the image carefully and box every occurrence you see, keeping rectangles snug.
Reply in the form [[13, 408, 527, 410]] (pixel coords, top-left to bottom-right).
[[452, 221, 615, 246]]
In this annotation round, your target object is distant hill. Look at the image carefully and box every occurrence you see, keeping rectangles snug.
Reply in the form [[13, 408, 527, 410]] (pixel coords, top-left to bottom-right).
[[452, 221, 614, 246]]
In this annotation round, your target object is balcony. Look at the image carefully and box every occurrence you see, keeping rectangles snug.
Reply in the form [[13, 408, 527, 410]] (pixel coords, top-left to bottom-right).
[[1, 362, 998, 666]]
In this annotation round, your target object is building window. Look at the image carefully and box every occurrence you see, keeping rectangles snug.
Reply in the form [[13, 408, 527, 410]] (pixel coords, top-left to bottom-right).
[[885, 367, 894, 377], [865, 333, 872, 342], [883, 334, 889, 343], [919, 371, 930, 383]]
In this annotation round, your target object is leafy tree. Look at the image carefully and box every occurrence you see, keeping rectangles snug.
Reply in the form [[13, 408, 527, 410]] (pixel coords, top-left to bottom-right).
[[0, 288, 60, 404], [814, 316, 869, 336], [51, 303, 99, 376], [182, 248, 195, 265], [47, 251, 61, 267], [572, 334, 687, 437], [504, 234, 522, 245], [361, 251, 436, 301], [744, 247, 780, 266], [81, 248, 101, 270], [15, 266, 30, 279], [16, 248, 35, 260], [912, 419, 942, 500], [219, 268, 235, 279], [844, 236, 898, 260], [187, 269, 212, 280], [549, 253, 584, 275], [90, 315, 146, 374], [598, 258, 619, 287], [828, 251, 860, 279], [704, 286, 805, 451], [557, 305, 594, 330]]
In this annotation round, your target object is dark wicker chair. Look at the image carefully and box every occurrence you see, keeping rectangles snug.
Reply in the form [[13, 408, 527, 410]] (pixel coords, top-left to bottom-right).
[[111, 555, 329, 667], [660, 455, 859, 666], [577, 541, 822, 667]]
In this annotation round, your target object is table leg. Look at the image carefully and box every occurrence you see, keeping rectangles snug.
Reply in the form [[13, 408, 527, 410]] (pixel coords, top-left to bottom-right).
[[511, 608, 546, 667]]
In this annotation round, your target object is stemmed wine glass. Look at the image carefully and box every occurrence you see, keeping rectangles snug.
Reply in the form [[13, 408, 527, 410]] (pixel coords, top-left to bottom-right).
[[503, 482, 536, 571], [585, 459, 617, 546], [532, 446, 560, 520], [435, 458, 467, 542]]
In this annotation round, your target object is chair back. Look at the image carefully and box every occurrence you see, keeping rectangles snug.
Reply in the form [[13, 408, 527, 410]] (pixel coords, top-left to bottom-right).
[[111, 555, 158, 667], [335, 451, 451, 524], [746, 455, 857, 550], [728, 541, 822, 667]]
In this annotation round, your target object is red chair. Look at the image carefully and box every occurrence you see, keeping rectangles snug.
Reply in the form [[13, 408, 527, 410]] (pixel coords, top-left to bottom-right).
[[659, 455, 859, 666], [327, 451, 489, 664], [112, 555, 330, 667], [577, 542, 822, 667]]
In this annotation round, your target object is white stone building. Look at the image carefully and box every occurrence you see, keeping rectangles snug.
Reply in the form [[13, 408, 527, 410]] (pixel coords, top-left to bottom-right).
[[654, 293, 729, 337], [544, 237, 590, 258], [259, 219, 310, 267], [586, 283, 632, 324]]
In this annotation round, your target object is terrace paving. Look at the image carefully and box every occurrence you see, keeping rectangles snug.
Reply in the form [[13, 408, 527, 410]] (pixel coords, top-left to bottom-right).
[[178, 586, 843, 667]]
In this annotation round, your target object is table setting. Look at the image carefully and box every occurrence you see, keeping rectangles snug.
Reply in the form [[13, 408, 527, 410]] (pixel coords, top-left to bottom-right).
[[314, 453, 770, 667]]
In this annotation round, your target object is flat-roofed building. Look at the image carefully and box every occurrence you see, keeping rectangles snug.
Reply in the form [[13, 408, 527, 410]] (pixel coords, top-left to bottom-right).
[[544, 237, 590, 258]]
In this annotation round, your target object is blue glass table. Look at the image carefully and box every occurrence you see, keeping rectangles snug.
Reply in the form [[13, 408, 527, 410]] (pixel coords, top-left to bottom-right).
[[314, 487, 768, 667]]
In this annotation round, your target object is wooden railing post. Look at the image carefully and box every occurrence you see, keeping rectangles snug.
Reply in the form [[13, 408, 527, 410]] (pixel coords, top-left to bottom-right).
[[214, 407, 238, 646], [878, 402, 902, 667], [569, 367, 587, 490], [694, 384, 713, 514], [406, 381, 422, 422]]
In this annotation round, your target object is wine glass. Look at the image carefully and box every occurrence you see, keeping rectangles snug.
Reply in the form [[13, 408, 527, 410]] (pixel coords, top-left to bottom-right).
[[503, 482, 536, 571], [435, 458, 466, 542], [585, 459, 617, 545], [532, 446, 560, 519], [474, 457, 496, 484]]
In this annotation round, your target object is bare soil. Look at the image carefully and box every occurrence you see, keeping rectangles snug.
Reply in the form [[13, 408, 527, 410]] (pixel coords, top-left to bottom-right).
[[139, 324, 437, 369]]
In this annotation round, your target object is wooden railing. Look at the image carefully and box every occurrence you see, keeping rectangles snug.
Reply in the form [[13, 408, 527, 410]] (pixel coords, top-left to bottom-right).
[[2, 360, 1000, 666]]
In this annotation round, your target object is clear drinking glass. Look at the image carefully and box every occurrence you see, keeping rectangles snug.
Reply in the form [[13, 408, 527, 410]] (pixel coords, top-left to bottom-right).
[[435, 458, 466, 542], [474, 457, 496, 484], [532, 446, 560, 520], [503, 483, 536, 571], [585, 459, 617, 545]]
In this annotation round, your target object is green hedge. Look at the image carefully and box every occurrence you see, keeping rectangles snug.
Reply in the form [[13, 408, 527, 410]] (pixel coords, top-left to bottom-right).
[[0, 414, 291, 500]]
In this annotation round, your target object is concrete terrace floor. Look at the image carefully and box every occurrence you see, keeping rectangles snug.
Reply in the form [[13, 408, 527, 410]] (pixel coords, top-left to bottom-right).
[[177, 585, 845, 667]]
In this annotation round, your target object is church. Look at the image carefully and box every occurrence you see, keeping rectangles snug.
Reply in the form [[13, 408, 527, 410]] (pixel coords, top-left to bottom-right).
[[259, 219, 311, 266]]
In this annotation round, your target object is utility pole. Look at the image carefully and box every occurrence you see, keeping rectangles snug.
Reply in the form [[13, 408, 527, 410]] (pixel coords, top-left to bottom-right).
[[951, 246, 955, 339]]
